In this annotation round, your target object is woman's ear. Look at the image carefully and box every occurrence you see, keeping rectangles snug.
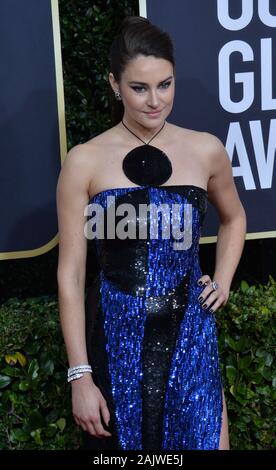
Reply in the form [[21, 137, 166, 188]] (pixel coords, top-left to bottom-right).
[[108, 72, 119, 94]]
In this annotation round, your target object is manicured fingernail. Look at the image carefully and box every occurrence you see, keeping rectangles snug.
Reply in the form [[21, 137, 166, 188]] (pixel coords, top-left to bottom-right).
[[209, 308, 214, 313], [198, 296, 204, 303], [202, 303, 208, 309], [197, 280, 202, 286], [204, 281, 209, 286]]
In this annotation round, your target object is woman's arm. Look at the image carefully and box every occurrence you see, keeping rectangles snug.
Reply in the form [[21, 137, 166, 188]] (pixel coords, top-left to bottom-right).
[[197, 134, 247, 312], [56, 144, 112, 438], [56, 144, 92, 371]]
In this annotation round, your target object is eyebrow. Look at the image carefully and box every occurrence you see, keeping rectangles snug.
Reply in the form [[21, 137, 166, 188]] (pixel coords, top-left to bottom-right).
[[128, 75, 173, 85]]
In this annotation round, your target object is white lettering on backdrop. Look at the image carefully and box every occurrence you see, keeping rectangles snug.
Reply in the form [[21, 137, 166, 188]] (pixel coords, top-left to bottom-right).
[[217, 0, 276, 190]]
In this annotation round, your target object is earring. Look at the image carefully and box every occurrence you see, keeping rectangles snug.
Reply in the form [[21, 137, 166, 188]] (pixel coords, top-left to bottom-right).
[[114, 90, 121, 101]]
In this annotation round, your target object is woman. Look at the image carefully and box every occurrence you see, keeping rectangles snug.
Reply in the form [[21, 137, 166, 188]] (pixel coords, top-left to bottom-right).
[[56, 16, 246, 450]]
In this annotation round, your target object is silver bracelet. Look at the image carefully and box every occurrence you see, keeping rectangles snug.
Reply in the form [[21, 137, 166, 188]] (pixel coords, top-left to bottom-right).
[[67, 364, 93, 383], [67, 364, 92, 375]]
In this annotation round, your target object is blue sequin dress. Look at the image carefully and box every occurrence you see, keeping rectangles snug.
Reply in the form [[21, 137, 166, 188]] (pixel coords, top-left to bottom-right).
[[84, 184, 223, 450]]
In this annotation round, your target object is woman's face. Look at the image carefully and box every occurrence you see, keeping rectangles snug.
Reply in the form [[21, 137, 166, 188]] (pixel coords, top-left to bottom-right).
[[110, 54, 175, 129]]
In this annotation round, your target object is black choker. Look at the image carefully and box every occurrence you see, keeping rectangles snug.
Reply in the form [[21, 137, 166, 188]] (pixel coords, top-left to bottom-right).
[[121, 120, 172, 186]]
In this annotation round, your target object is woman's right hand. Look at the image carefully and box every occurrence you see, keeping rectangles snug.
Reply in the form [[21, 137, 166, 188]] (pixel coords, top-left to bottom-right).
[[71, 374, 112, 438]]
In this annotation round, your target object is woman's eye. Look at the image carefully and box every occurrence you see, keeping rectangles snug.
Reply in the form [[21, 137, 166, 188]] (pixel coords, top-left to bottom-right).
[[132, 86, 146, 93], [160, 81, 171, 89]]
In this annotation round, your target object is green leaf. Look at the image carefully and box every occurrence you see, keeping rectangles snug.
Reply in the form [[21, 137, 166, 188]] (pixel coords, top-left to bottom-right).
[[1, 366, 21, 377], [253, 416, 264, 428], [0, 375, 12, 389], [226, 336, 238, 351], [56, 418, 66, 432], [25, 342, 41, 355], [30, 429, 43, 446], [19, 380, 30, 391], [238, 356, 253, 370], [28, 359, 39, 380], [256, 385, 270, 396], [256, 348, 267, 358], [260, 367, 272, 381], [226, 336, 249, 352], [45, 424, 57, 438], [241, 280, 249, 292], [10, 428, 29, 443], [41, 359, 54, 375], [226, 365, 237, 384], [237, 383, 247, 396], [264, 353, 273, 367], [250, 372, 263, 384]]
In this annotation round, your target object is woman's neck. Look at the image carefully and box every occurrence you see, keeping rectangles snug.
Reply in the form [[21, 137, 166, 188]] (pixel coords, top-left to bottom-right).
[[121, 115, 166, 144]]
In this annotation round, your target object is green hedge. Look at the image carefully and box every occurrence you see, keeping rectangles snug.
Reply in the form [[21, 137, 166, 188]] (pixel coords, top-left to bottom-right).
[[216, 277, 276, 449], [0, 278, 275, 450], [0, 296, 80, 449], [59, 0, 139, 148]]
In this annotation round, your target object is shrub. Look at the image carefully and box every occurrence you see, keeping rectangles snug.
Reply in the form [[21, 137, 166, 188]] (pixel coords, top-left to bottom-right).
[[59, 0, 139, 148], [0, 296, 80, 449], [216, 277, 276, 450]]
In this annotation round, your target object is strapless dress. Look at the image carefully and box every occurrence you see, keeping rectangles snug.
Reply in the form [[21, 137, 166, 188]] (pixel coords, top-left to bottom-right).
[[83, 181, 223, 450]]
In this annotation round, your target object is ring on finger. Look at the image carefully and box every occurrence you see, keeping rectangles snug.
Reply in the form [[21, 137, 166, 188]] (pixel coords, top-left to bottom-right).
[[211, 280, 219, 291]]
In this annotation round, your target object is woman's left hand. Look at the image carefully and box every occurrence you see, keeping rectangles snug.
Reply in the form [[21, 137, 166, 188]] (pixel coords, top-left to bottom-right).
[[197, 274, 229, 313]]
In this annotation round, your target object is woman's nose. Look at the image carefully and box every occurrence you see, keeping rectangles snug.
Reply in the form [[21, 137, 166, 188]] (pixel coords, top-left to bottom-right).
[[147, 90, 159, 108]]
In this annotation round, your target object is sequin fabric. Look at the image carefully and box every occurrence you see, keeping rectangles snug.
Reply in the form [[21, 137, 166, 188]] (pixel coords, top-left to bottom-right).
[[84, 185, 223, 450]]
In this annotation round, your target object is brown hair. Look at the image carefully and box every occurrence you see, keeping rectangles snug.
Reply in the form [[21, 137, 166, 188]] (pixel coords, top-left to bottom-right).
[[109, 16, 175, 81]]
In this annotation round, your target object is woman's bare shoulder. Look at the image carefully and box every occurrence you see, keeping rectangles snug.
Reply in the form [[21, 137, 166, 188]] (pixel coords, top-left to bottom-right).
[[199, 131, 225, 154], [57, 133, 110, 194], [173, 125, 227, 165], [169, 123, 223, 149], [83, 125, 121, 152], [67, 125, 119, 156]]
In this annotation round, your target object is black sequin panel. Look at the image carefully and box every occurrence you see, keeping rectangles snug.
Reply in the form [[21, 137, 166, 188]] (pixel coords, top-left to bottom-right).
[[96, 188, 149, 295], [122, 145, 172, 186], [141, 274, 190, 450]]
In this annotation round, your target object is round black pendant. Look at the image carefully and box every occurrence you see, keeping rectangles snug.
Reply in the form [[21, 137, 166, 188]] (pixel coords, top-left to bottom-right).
[[122, 145, 172, 186]]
